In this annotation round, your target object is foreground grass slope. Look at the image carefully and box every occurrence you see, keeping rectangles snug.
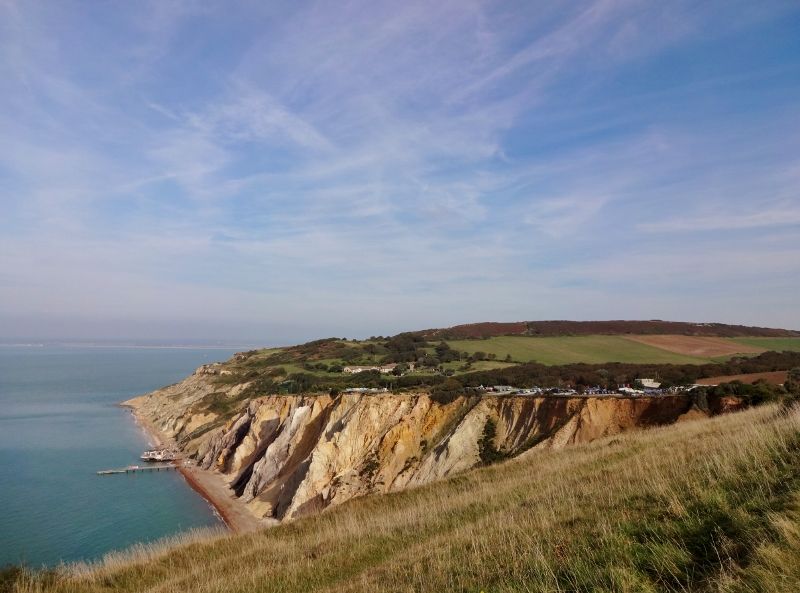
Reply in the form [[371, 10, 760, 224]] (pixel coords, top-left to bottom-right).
[[15, 405, 800, 593]]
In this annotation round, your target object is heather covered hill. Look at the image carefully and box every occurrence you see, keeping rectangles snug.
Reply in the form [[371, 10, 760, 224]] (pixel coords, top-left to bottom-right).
[[419, 320, 800, 339]]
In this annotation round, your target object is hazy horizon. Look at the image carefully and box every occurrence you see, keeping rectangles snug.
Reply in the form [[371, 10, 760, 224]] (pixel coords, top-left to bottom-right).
[[2, 1, 799, 343], [2, 316, 798, 348]]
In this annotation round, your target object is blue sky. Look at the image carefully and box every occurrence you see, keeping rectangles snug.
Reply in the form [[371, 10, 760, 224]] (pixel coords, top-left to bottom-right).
[[1, 1, 799, 343]]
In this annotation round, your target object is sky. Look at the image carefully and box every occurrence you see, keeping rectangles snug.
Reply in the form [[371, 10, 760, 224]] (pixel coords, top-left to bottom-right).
[[1, 0, 799, 344]]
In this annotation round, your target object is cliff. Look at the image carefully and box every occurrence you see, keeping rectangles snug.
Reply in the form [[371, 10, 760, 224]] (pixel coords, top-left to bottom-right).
[[124, 366, 737, 523]]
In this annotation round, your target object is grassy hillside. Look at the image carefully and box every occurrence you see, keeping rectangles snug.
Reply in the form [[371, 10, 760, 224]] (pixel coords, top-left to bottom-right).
[[195, 330, 799, 398], [13, 405, 800, 593], [732, 337, 800, 353], [446, 335, 713, 365], [422, 320, 800, 339]]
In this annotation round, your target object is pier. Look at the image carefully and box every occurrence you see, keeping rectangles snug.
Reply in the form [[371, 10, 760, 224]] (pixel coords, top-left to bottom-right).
[[97, 464, 178, 475]]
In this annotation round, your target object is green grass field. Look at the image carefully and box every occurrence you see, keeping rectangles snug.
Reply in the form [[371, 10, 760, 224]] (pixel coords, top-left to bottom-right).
[[13, 405, 800, 593], [437, 360, 517, 375], [731, 337, 800, 352], [446, 335, 712, 365]]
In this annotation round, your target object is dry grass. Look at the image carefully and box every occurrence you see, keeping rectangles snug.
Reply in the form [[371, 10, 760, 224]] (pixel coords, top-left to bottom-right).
[[60, 528, 228, 580], [13, 404, 800, 593]]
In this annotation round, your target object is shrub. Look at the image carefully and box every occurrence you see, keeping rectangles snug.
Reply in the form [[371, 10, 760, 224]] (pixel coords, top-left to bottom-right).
[[0, 565, 23, 593], [478, 418, 507, 465], [430, 377, 463, 404]]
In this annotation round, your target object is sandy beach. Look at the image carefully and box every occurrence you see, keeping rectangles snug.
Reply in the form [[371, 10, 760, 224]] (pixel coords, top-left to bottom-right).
[[122, 404, 266, 534]]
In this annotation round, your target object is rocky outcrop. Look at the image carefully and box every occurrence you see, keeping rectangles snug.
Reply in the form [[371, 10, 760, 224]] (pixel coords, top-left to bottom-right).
[[126, 366, 730, 523]]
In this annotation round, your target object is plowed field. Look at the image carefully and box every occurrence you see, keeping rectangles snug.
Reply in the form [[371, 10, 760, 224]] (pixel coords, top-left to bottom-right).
[[623, 335, 764, 358]]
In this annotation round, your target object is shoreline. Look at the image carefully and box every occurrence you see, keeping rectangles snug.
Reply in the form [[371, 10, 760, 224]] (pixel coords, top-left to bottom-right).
[[120, 403, 263, 534], [177, 465, 237, 529]]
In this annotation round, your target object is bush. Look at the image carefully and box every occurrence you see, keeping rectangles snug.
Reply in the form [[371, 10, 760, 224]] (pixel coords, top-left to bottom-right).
[[0, 565, 22, 593], [478, 418, 507, 465], [392, 363, 409, 376], [430, 377, 463, 404], [696, 380, 787, 406], [785, 367, 800, 395], [456, 351, 800, 391]]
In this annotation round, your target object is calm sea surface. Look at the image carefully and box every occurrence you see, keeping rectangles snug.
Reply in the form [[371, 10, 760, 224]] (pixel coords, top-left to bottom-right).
[[0, 345, 240, 567]]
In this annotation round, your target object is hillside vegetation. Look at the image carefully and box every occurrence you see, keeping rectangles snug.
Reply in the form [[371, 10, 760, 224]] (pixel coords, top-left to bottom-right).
[[13, 404, 800, 593], [183, 335, 800, 424], [420, 320, 800, 339], [196, 328, 800, 404], [161, 323, 800, 411]]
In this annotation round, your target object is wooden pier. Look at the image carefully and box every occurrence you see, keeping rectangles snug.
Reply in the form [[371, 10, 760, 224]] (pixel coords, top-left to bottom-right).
[[97, 464, 177, 475]]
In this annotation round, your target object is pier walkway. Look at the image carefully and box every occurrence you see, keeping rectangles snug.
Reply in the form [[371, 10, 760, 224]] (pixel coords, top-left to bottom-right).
[[97, 464, 177, 475]]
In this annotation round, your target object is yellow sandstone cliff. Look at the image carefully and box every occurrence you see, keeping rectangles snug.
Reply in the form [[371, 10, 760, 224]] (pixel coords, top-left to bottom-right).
[[125, 366, 720, 522]]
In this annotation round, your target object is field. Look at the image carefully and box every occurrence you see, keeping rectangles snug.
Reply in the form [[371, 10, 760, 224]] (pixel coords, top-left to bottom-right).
[[624, 334, 765, 358], [731, 337, 800, 352], [446, 360, 517, 373], [13, 405, 800, 592], [446, 335, 714, 365], [696, 371, 789, 386]]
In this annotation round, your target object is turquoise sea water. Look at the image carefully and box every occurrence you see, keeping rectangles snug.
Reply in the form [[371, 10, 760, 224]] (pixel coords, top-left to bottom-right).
[[0, 345, 240, 567]]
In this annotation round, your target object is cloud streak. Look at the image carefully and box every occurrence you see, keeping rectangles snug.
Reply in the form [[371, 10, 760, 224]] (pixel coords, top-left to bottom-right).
[[1, 0, 799, 339]]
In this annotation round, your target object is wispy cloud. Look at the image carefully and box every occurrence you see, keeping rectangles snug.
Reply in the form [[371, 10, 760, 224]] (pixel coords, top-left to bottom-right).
[[639, 201, 800, 233], [1, 0, 799, 339]]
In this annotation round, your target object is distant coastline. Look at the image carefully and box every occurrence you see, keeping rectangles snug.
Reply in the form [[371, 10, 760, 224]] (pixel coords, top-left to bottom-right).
[[0, 341, 264, 350]]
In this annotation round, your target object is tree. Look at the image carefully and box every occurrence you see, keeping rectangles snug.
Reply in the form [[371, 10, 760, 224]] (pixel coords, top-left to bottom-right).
[[430, 377, 463, 404], [392, 363, 409, 376], [784, 367, 800, 396], [424, 356, 441, 368], [353, 370, 382, 387], [478, 418, 507, 465], [434, 341, 460, 363]]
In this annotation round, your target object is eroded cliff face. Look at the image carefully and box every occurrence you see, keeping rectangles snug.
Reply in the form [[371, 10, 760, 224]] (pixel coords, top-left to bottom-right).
[[125, 369, 713, 522]]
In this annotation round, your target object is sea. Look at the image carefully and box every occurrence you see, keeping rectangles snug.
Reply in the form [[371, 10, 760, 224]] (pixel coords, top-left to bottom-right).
[[0, 344, 244, 567]]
